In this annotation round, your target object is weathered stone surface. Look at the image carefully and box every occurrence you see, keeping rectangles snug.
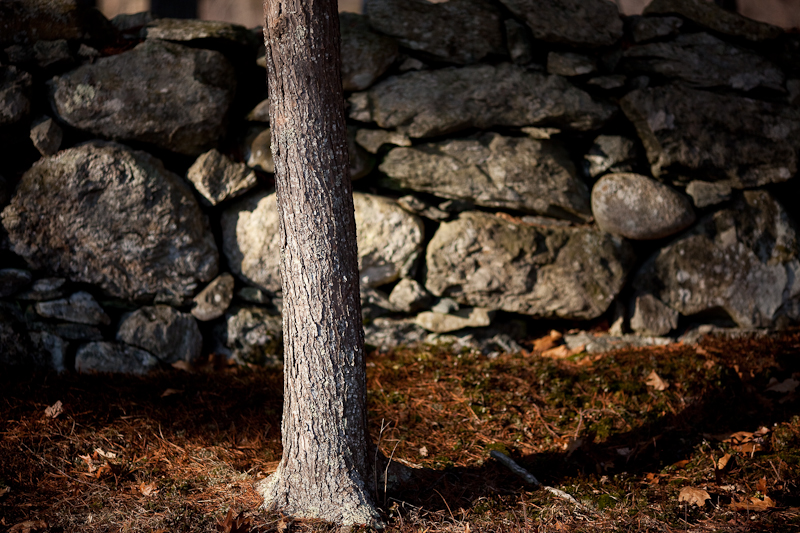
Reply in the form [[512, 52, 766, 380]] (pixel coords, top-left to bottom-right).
[[622, 32, 784, 91], [349, 63, 616, 138], [547, 52, 597, 77], [223, 191, 424, 291], [396, 195, 449, 221], [1, 66, 32, 126], [1, 142, 219, 303], [361, 287, 395, 321], [35, 291, 110, 325], [591, 173, 695, 240], [0, 268, 31, 297], [30, 116, 63, 156], [214, 306, 282, 366], [505, 19, 535, 65], [191, 273, 234, 321], [498, 0, 623, 47], [425, 211, 635, 319], [0, 0, 114, 46], [563, 330, 672, 353], [364, 0, 504, 65], [244, 127, 274, 173], [187, 149, 257, 206], [75, 342, 159, 375], [414, 307, 493, 333], [49, 39, 235, 156], [389, 278, 432, 313], [586, 75, 627, 90], [111, 11, 155, 33], [355, 128, 411, 154], [644, 0, 783, 41], [363, 317, 428, 350], [380, 133, 591, 221], [37, 322, 103, 341], [29, 331, 67, 372], [117, 305, 202, 364], [629, 15, 683, 43], [245, 98, 270, 122], [630, 292, 679, 336], [340, 12, 398, 91], [685, 180, 733, 208], [583, 135, 639, 178], [633, 191, 800, 329], [0, 306, 42, 366], [33, 40, 73, 69], [15, 278, 66, 301], [621, 84, 800, 186], [145, 18, 255, 47], [353, 192, 425, 287]]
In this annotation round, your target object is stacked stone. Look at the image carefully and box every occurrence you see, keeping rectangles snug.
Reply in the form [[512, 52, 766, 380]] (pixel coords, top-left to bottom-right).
[[1, 0, 798, 373]]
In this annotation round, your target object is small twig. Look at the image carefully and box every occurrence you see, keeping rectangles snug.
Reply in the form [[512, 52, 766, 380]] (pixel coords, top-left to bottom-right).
[[489, 450, 595, 514]]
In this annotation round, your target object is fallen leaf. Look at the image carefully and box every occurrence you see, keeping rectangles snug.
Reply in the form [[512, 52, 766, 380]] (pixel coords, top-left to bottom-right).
[[216, 509, 251, 533], [419, 446, 429, 457], [171, 360, 193, 372], [672, 459, 691, 469], [756, 477, 768, 493], [44, 400, 63, 418], [94, 447, 117, 459], [79, 453, 96, 473], [533, 330, 563, 352], [160, 388, 184, 398], [716, 453, 733, 471], [542, 345, 571, 359], [8, 520, 48, 533], [678, 486, 711, 506], [645, 370, 669, 391], [730, 495, 776, 512], [765, 377, 799, 394], [139, 481, 158, 497], [0, 486, 8, 497]]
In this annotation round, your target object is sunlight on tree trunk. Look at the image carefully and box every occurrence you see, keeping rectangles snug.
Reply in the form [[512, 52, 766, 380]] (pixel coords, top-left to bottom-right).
[[257, 0, 382, 527]]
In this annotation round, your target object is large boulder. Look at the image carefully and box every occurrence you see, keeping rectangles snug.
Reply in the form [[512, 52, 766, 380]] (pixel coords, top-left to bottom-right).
[[633, 191, 800, 329], [144, 18, 256, 48], [364, 0, 504, 65], [591, 173, 695, 240], [0, 66, 32, 127], [49, 39, 235, 156], [75, 342, 159, 375], [498, 0, 623, 47], [213, 306, 283, 366], [380, 132, 591, 221], [0, 0, 114, 46], [643, 0, 783, 41], [622, 32, 784, 91], [348, 63, 616, 138], [221, 191, 424, 291], [425, 211, 635, 319], [340, 12, 398, 91], [117, 305, 203, 364], [1, 141, 219, 303], [621, 84, 800, 187]]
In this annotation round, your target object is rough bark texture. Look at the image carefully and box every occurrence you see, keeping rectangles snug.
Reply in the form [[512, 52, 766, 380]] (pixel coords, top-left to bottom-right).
[[258, 0, 380, 527]]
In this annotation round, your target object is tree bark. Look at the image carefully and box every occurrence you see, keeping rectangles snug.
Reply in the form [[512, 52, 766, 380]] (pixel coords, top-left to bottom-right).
[[258, 0, 381, 527]]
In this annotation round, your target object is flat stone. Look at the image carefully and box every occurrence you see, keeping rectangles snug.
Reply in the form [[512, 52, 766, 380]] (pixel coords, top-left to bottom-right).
[[591, 173, 695, 240], [0, 66, 32, 126], [30, 116, 63, 156], [40, 322, 103, 341], [355, 129, 411, 154], [621, 84, 800, 186], [396, 195, 449, 221], [644, 0, 783, 41], [563, 331, 672, 354], [117, 305, 202, 364], [1, 141, 219, 303], [187, 149, 257, 206], [222, 191, 424, 291], [425, 211, 635, 319], [498, 0, 623, 47], [49, 39, 235, 156], [583, 135, 639, 178], [15, 278, 66, 301], [586, 75, 627, 90], [340, 12, 398, 91], [244, 127, 274, 173], [236, 286, 271, 305], [245, 98, 269, 123], [622, 32, 784, 91], [505, 19, 535, 65], [75, 342, 159, 375], [144, 18, 255, 48], [214, 306, 283, 366], [361, 287, 396, 321], [364, 317, 428, 350], [29, 331, 67, 372], [388, 278, 432, 313], [32, 40, 72, 69], [414, 307, 493, 333], [192, 273, 234, 321], [364, 0, 504, 65], [633, 191, 800, 329], [0, 268, 32, 297], [380, 133, 591, 221], [0, 306, 43, 367], [35, 291, 110, 325], [348, 126, 375, 180], [629, 15, 684, 42], [547, 52, 597, 77], [630, 292, 679, 336], [349, 63, 616, 138], [685, 180, 733, 208], [111, 11, 156, 34]]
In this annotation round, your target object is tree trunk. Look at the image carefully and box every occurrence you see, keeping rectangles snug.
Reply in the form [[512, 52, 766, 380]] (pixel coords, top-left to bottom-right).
[[258, 0, 381, 527]]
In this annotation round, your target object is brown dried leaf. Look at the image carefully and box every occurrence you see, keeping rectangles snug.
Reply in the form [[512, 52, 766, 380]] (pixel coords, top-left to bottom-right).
[[216, 509, 252, 533], [533, 330, 562, 352], [716, 453, 733, 471], [645, 370, 669, 391], [44, 400, 63, 418], [160, 388, 184, 398], [542, 345, 572, 359], [756, 477, 768, 493], [730, 495, 776, 512], [8, 520, 48, 533], [678, 486, 711, 506], [139, 481, 158, 497]]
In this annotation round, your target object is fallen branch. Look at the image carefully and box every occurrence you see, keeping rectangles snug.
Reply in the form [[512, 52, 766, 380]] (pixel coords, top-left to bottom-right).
[[489, 450, 595, 514]]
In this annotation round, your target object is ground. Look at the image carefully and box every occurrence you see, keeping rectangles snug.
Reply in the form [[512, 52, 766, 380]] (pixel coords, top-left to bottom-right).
[[1, 329, 799, 532]]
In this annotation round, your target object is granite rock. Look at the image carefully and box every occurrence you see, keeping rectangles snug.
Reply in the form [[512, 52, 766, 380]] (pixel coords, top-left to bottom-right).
[[0, 268, 31, 297], [498, 0, 623, 47], [0, 66, 32, 126], [187, 149, 257, 206], [215, 306, 283, 366], [583, 135, 639, 178], [630, 292, 679, 336], [144, 17, 256, 48], [644, 0, 783, 41], [75, 342, 159, 375], [547, 52, 597, 77], [191, 273, 234, 321], [35, 291, 110, 326], [629, 15, 683, 43], [340, 12, 398, 91], [29, 116, 63, 156], [414, 307, 493, 333], [388, 278, 432, 313], [117, 305, 202, 364]]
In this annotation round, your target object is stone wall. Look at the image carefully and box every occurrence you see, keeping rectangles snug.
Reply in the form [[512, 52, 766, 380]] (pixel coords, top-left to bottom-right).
[[1, 0, 799, 373]]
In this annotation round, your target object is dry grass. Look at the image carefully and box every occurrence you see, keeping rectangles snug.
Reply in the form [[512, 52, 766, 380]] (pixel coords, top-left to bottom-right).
[[1, 331, 799, 532]]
